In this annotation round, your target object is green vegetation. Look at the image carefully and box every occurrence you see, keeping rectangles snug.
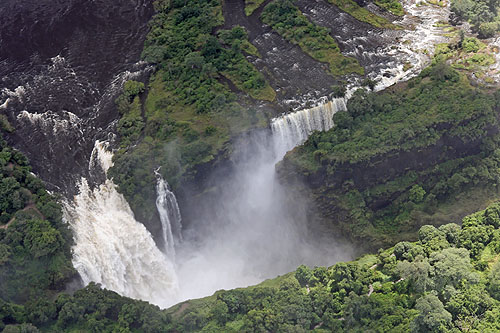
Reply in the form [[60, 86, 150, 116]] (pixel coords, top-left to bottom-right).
[[450, 0, 500, 37], [163, 202, 500, 332], [0, 282, 171, 332], [217, 27, 275, 100], [7, 202, 500, 331], [109, 0, 272, 224], [245, 0, 267, 16], [433, 36, 496, 77], [281, 63, 500, 248], [261, 0, 364, 76], [327, 0, 400, 29], [0, 135, 76, 331], [375, 0, 404, 16], [288, 64, 495, 168]]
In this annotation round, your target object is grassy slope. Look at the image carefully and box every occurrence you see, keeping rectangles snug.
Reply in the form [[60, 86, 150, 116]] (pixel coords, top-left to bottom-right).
[[327, 0, 401, 28]]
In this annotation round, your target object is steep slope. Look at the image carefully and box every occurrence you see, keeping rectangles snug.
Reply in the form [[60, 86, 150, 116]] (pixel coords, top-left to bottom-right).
[[278, 62, 500, 250], [0, 134, 76, 306], [4, 0, 497, 323]]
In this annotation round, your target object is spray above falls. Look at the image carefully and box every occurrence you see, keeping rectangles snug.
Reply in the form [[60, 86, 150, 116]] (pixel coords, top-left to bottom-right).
[[63, 141, 179, 307]]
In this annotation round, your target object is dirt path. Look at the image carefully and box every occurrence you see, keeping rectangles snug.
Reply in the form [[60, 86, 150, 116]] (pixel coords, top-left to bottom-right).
[[0, 203, 45, 230]]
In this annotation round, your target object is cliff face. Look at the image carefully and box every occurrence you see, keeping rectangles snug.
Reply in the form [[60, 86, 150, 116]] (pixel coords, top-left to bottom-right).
[[278, 135, 495, 250], [281, 131, 488, 191], [106, 0, 409, 243], [277, 73, 500, 250]]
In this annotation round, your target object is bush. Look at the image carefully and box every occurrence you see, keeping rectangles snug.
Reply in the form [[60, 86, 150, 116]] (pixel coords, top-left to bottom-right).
[[479, 22, 498, 38]]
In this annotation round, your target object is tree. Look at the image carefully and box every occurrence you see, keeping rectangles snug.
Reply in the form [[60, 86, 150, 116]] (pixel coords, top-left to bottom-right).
[[429, 61, 458, 82], [347, 89, 373, 117], [418, 225, 450, 254], [295, 265, 313, 287], [332, 111, 353, 130], [123, 81, 145, 100], [210, 300, 230, 325], [23, 219, 64, 258], [0, 244, 11, 265], [438, 223, 461, 245], [459, 214, 494, 258], [396, 256, 433, 293], [409, 185, 426, 203], [488, 260, 500, 300], [411, 294, 452, 332], [479, 22, 498, 38], [447, 284, 493, 319], [331, 84, 347, 98], [429, 248, 477, 291], [184, 52, 205, 70]]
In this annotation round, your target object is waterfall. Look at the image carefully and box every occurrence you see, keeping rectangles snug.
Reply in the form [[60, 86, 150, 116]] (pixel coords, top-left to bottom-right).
[[155, 170, 183, 259], [271, 97, 347, 157], [63, 141, 179, 308]]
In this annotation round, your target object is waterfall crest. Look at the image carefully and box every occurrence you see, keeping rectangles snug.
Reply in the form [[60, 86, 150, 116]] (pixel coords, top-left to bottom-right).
[[63, 141, 179, 307], [155, 170, 183, 259], [271, 98, 347, 157]]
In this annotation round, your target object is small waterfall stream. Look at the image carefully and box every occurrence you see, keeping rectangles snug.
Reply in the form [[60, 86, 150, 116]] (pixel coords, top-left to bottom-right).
[[155, 169, 183, 259]]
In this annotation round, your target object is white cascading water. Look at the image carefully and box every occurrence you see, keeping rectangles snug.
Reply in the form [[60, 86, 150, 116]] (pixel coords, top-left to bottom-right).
[[63, 141, 179, 307], [155, 169, 183, 259], [369, 0, 451, 90], [271, 98, 347, 155]]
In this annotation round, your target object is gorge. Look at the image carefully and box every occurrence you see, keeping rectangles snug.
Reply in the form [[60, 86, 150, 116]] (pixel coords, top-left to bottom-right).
[[2, 0, 500, 331]]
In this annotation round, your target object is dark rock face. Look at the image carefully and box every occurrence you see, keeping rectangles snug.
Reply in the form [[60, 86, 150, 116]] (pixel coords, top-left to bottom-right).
[[276, 127, 497, 250], [221, 0, 338, 110], [0, 0, 154, 193], [294, 0, 397, 69], [281, 134, 486, 191]]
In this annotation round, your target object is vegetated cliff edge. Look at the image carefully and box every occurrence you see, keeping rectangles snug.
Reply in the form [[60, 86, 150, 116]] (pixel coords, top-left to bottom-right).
[[278, 62, 500, 250]]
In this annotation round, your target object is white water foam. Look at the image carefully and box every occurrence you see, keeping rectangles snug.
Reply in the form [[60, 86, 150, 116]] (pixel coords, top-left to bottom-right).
[[63, 141, 179, 307], [64, 0, 453, 308], [272, 1, 450, 149], [373, 0, 450, 90], [17, 110, 83, 136]]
